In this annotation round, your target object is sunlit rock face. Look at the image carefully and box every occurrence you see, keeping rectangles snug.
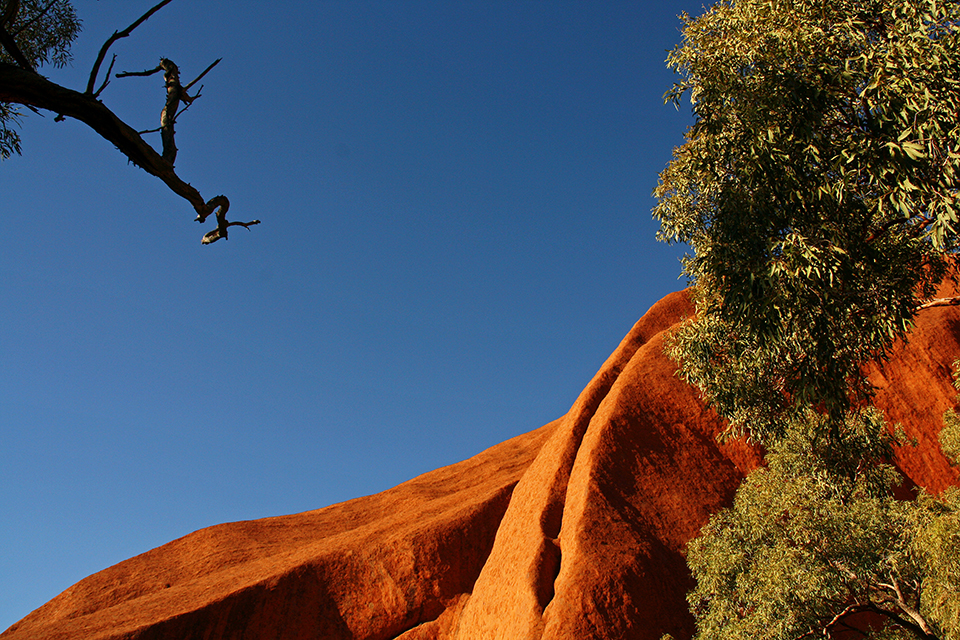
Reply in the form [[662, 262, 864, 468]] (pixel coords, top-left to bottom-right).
[[4, 290, 958, 640]]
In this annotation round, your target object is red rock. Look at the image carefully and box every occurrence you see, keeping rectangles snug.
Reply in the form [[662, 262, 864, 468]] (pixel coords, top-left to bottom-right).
[[4, 289, 958, 640]]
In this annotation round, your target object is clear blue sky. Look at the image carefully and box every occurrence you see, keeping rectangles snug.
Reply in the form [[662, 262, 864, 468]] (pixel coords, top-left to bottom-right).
[[1, 0, 697, 629]]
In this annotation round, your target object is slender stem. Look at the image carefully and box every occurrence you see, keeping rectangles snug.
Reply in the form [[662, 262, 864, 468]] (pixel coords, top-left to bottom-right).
[[86, 0, 174, 95], [92, 54, 116, 98], [182, 58, 221, 93]]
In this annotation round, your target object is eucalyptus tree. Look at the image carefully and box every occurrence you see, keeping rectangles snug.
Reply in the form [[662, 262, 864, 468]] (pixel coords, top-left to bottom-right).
[[686, 409, 960, 640], [654, 0, 960, 441], [0, 0, 258, 243], [653, 0, 960, 638]]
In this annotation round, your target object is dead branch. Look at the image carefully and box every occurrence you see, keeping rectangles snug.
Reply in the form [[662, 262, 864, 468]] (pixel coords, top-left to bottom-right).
[[115, 65, 162, 78], [1, 0, 257, 245], [117, 58, 202, 164], [86, 0, 173, 95], [157, 58, 183, 164], [117, 58, 190, 164], [117, 57, 215, 165], [92, 54, 116, 98], [183, 57, 220, 92], [3, 60, 205, 204], [1, 60, 257, 244], [195, 194, 260, 245], [202, 218, 262, 245]]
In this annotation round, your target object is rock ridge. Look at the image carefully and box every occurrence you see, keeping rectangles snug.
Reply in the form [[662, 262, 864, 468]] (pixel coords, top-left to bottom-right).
[[4, 289, 959, 640]]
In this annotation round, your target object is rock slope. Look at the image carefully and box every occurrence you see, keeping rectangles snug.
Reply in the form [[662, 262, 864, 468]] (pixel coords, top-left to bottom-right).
[[4, 290, 959, 640]]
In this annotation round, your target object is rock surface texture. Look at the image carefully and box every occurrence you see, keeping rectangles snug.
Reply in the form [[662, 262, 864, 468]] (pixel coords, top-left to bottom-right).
[[5, 290, 960, 640]]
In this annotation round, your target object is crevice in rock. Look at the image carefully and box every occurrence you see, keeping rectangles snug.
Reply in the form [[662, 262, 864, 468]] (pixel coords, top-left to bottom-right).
[[535, 537, 562, 613], [384, 481, 523, 640], [387, 593, 471, 640], [538, 323, 657, 543]]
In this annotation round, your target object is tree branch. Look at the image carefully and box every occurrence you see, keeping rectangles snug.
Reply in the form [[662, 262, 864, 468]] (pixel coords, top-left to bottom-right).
[[823, 603, 871, 639], [157, 58, 181, 163], [874, 575, 940, 640], [866, 602, 940, 640], [202, 217, 261, 245], [92, 54, 116, 98], [115, 66, 162, 78], [86, 0, 173, 95], [182, 57, 220, 93], [116, 58, 218, 166], [0, 61, 256, 243], [0, 25, 27, 68], [915, 296, 960, 311], [117, 58, 196, 163], [820, 599, 940, 640]]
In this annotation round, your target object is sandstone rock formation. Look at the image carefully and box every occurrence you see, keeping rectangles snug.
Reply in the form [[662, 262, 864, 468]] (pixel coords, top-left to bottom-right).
[[4, 290, 959, 640]]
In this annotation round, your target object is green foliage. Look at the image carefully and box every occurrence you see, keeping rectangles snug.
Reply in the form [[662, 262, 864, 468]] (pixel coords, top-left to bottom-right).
[[0, 0, 81, 158], [688, 410, 960, 640], [655, 2, 960, 638], [0, 101, 22, 158], [654, 0, 960, 441], [942, 407, 960, 466], [908, 488, 960, 639], [942, 365, 960, 466], [0, 0, 81, 70]]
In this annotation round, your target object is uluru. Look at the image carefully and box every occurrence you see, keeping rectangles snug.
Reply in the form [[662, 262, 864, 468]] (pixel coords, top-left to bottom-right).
[[4, 289, 959, 640]]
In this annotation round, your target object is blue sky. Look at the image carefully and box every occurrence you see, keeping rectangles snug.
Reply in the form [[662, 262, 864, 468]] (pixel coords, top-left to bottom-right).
[[1, 0, 697, 628]]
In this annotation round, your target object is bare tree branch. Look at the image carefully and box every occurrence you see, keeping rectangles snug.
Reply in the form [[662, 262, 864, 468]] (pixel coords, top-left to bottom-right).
[[182, 57, 220, 92], [115, 64, 162, 78], [126, 58, 185, 164], [202, 218, 261, 245], [117, 57, 215, 165], [1, 61, 257, 243], [92, 54, 116, 98], [2, 1, 257, 244], [118, 57, 205, 165], [3, 60, 204, 204], [86, 0, 173, 95]]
